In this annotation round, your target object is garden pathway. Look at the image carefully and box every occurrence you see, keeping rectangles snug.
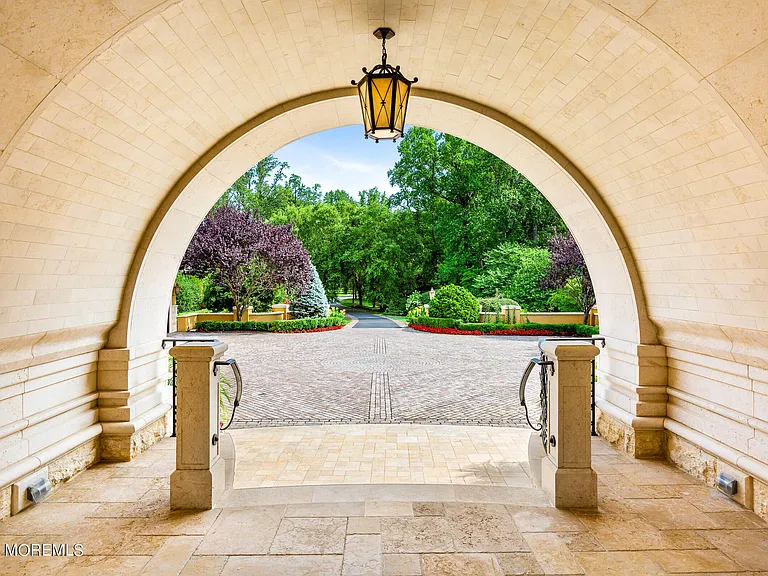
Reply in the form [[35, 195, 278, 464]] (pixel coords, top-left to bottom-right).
[[347, 309, 400, 329], [205, 317, 543, 428]]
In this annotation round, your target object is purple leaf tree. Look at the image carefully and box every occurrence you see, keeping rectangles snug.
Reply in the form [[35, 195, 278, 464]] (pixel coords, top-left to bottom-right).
[[540, 232, 596, 323], [181, 205, 312, 320]]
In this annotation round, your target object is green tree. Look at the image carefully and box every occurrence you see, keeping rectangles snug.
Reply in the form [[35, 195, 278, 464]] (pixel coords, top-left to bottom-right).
[[388, 127, 565, 289], [473, 243, 552, 311]]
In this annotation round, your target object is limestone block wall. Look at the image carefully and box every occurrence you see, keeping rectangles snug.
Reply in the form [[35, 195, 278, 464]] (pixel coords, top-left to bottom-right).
[[0, 350, 101, 494]]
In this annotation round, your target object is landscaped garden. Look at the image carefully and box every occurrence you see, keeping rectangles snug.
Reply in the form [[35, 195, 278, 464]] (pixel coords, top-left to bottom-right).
[[406, 284, 598, 338], [174, 127, 600, 334]]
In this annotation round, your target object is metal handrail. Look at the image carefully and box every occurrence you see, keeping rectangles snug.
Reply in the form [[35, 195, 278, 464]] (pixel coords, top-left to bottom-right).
[[535, 335, 605, 436], [214, 359, 243, 431], [519, 357, 554, 434]]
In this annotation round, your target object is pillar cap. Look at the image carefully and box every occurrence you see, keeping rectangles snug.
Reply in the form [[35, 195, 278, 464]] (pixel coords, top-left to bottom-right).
[[540, 340, 599, 360], [169, 341, 228, 360]]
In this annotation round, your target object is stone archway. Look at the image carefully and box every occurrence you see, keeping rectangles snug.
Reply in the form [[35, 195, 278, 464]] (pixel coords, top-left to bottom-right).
[[102, 89, 665, 461], [2, 0, 768, 511]]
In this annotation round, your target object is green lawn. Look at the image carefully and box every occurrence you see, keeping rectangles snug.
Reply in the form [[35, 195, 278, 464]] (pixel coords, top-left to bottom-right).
[[338, 296, 377, 309]]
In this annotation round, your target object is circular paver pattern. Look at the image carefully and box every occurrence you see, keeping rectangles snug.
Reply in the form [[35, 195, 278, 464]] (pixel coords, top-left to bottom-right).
[[207, 317, 545, 428]]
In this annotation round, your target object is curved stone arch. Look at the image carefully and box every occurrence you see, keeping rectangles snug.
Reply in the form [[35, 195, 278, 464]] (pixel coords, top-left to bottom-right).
[[111, 89, 657, 353]]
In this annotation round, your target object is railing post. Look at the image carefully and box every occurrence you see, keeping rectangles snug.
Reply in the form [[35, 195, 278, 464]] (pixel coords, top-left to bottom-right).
[[540, 340, 600, 509], [169, 342, 228, 509]]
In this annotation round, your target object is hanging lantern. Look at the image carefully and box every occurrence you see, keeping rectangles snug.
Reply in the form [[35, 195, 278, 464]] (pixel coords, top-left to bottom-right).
[[351, 28, 418, 143]]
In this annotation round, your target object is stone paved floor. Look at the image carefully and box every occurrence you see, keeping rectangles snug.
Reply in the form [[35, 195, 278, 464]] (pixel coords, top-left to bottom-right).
[[206, 322, 543, 428], [230, 425, 531, 488], [2, 427, 767, 575]]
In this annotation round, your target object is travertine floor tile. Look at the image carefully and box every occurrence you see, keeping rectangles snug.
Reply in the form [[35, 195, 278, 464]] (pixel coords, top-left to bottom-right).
[[420, 553, 505, 576], [697, 529, 768, 571], [62, 518, 146, 555], [0, 503, 100, 535], [138, 509, 220, 536], [269, 517, 346, 554], [445, 504, 529, 553], [626, 499, 719, 530], [495, 552, 544, 575], [649, 549, 743, 573], [611, 462, 696, 486], [342, 534, 382, 576], [88, 490, 169, 519], [383, 553, 421, 575], [366, 501, 413, 516], [523, 532, 584, 574], [412, 503, 445, 517], [707, 510, 768, 529], [56, 555, 150, 576], [381, 517, 455, 553], [348, 516, 381, 534], [138, 536, 201, 576], [508, 506, 587, 533], [0, 555, 71, 576], [575, 513, 676, 551], [178, 556, 228, 576], [286, 502, 364, 517], [3, 427, 766, 576], [220, 555, 343, 576], [196, 507, 283, 555], [574, 551, 666, 576]]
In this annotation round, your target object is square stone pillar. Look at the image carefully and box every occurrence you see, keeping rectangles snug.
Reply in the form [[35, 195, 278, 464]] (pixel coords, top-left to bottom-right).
[[169, 341, 228, 510], [540, 340, 600, 509]]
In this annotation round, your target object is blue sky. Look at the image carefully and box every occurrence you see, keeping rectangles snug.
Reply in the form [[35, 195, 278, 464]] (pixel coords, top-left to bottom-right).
[[273, 126, 401, 197]]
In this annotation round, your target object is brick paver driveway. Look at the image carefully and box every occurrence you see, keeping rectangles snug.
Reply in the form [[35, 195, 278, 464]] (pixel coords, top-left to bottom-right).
[[208, 314, 543, 428]]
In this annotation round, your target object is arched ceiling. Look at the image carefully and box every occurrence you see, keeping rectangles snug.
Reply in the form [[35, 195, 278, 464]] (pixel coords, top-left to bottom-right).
[[1, 0, 765, 158], [0, 0, 767, 370]]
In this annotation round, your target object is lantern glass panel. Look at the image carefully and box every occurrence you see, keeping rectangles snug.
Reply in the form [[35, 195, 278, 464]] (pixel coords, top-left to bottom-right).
[[393, 77, 410, 133], [357, 76, 371, 133], [371, 75, 395, 131]]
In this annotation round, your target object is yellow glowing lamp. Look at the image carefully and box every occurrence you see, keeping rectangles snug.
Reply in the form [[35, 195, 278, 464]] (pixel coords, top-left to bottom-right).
[[352, 28, 418, 143]]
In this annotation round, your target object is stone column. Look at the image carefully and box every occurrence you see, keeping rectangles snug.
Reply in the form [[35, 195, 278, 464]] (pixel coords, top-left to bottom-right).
[[540, 340, 600, 509], [170, 342, 228, 509]]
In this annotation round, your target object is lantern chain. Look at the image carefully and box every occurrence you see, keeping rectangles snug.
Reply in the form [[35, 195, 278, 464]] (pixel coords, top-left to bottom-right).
[[381, 34, 387, 66]]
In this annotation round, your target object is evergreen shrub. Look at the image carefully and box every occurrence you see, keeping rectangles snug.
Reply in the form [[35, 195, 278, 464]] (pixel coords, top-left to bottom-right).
[[428, 284, 480, 323], [478, 296, 519, 312], [291, 264, 329, 318], [176, 275, 205, 313]]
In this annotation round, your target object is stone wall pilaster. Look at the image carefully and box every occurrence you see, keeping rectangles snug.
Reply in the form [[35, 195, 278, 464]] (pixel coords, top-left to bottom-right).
[[97, 342, 171, 461]]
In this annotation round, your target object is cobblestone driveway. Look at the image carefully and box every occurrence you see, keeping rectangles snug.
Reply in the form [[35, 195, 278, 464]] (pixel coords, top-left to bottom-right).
[[210, 319, 543, 428]]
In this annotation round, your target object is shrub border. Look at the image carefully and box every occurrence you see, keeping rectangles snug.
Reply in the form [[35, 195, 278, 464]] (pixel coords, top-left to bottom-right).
[[196, 316, 349, 333], [408, 316, 599, 337]]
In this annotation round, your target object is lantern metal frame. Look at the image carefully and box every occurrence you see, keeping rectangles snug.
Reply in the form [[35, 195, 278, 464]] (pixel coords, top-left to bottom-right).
[[351, 27, 418, 143]]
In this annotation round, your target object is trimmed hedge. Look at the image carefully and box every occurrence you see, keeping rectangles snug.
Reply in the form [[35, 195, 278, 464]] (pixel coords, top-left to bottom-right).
[[196, 316, 349, 333], [408, 316, 599, 337], [429, 284, 480, 323]]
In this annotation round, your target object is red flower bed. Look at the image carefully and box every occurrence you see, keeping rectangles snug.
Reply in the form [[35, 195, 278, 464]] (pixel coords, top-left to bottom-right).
[[410, 324, 558, 337]]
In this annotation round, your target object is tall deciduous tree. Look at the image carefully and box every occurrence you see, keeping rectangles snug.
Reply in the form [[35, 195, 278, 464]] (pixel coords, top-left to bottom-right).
[[388, 127, 566, 286], [540, 233, 596, 323], [181, 206, 312, 320]]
